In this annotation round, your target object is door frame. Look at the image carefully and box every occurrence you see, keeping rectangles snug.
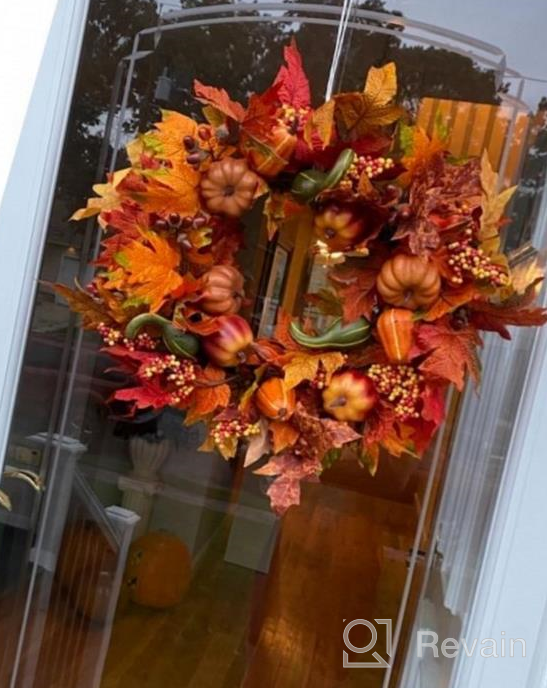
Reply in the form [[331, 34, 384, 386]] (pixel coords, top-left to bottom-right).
[[0, 0, 90, 476], [1, 4, 547, 688]]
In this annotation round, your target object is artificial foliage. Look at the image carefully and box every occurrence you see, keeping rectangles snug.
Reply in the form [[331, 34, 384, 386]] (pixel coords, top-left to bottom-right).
[[59, 41, 547, 514]]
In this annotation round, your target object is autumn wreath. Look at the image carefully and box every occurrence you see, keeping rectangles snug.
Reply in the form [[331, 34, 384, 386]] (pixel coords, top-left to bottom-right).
[[58, 41, 547, 514]]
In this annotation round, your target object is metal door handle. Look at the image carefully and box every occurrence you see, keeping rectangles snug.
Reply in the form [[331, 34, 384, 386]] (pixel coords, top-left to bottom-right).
[[0, 467, 44, 511]]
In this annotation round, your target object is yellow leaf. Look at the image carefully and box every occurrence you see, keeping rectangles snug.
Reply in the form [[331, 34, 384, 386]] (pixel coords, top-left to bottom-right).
[[364, 62, 397, 107], [304, 99, 335, 148], [152, 110, 198, 167], [70, 169, 131, 225], [479, 151, 517, 255], [334, 93, 403, 141], [110, 232, 184, 312], [505, 253, 545, 297], [283, 351, 345, 389]]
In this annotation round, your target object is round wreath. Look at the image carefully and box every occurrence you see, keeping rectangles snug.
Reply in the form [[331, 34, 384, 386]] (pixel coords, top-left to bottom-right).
[[60, 41, 547, 514]]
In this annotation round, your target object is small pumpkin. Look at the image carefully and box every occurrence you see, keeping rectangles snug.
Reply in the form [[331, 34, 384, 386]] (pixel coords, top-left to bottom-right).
[[199, 265, 245, 315], [125, 531, 191, 609], [313, 206, 366, 251], [322, 370, 378, 422], [255, 377, 296, 420], [244, 123, 297, 177], [377, 308, 414, 363], [202, 314, 254, 367], [200, 158, 259, 218], [376, 254, 441, 310]]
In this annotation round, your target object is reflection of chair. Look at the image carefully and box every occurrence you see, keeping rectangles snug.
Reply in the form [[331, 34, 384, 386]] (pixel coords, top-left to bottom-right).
[[0, 434, 139, 688]]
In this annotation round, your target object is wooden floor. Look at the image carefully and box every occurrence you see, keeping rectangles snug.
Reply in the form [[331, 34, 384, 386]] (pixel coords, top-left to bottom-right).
[[101, 462, 418, 688], [0, 457, 422, 688]]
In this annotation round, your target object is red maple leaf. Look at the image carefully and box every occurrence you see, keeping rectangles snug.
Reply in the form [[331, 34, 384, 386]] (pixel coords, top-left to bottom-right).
[[255, 453, 320, 515], [415, 318, 482, 390], [420, 383, 446, 427], [193, 79, 246, 122], [468, 299, 547, 340], [113, 380, 173, 413], [273, 39, 311, 109]]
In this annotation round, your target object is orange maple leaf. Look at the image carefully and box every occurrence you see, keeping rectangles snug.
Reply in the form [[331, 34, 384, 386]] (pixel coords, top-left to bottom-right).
[[269, 420, 300, 454], [400, 126, 445, 186], [111, 232, 184, 312], [416, 318, 482, 390], [185, 365, 231, 425]]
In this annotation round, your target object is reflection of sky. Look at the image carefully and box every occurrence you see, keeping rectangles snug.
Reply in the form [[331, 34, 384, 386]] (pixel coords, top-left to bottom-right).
[[152, 0, 547, 109]]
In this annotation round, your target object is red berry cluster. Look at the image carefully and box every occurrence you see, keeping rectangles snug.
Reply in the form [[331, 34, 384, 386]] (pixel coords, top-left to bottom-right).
[[211, 416, 260, 447], [368, 363, 423, 421], [340, 155, 395, 192], [183, 127, 215, 168], [139, 354, 197, 404], [446, 228, 508, 287], [98, 323, 157, 352]]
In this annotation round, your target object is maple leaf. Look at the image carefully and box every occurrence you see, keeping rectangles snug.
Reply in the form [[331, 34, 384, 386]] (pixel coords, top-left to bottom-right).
[[149, 110, 199, 164], [415, 318, 482, 390], [282, 351, 345, 390], [479, 151, 517, 255], [334, 63, 403, 141], [422, 283, 480, 322], [71, 169, 132, 225], [255, 453, 321, 515], [505, 252, 545, 297], [329, 251, 388, 321], [185, 365, 231, 424], [96, 202, 149, 267], [421, 383, 446, 427], [52, 282, 123, 329], [193, 80, 246, 122], [303, 99, 336, 149], [241, 84, 281, 140], [399, 125, 445, 186], [467, 297, 547, 340], [273, 39, 311, 109], [292, 405, 361, 459], [130, 171, 199, 217], [113, 380, 173, 413], [269, 420, 300, 454], [111, 232, 184, 312]]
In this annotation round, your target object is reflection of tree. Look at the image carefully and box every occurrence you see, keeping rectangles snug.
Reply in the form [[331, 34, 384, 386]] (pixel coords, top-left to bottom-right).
[[55, 0, 158, 209], [56, 0, 501, 218], [507, 98, 547, 247]]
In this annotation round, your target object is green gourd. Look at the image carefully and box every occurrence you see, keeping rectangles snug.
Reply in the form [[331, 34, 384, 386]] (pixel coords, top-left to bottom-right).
[[291, 148, 355, 203], [289, 316, 371, 349], [125, 314, 200, 359]]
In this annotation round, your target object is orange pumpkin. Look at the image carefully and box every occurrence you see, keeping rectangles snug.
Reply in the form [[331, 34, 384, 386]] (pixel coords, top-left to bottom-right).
[[376, 254, 441, 310], [255, 377, 296, 420], [202, 314, 254, 367], [376, 308, 414, 363], [199, 265, 245, 315], [243, 123, 297, 177], [313, 206, 365, 251], [125, 531, 191, 609], [322, 370, 378, 422], [200, 158, 259, 218]]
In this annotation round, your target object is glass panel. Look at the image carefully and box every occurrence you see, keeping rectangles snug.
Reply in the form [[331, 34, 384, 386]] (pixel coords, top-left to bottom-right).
[[2, 3, 546, 688]]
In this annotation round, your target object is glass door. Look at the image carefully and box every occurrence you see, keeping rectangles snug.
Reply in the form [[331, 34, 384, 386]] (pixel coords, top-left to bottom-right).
[[1, 3, 545, 688]]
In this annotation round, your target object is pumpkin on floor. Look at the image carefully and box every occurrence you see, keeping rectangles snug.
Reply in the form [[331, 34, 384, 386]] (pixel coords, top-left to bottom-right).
[[125, 531, 192, 609]]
